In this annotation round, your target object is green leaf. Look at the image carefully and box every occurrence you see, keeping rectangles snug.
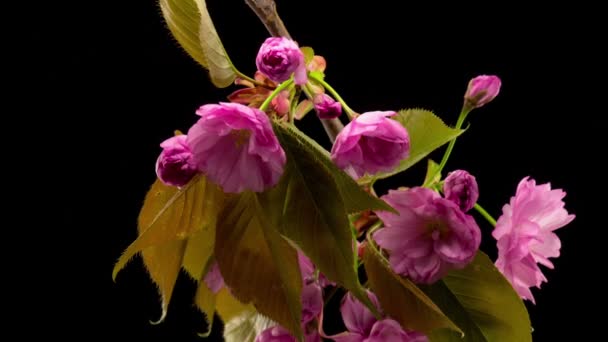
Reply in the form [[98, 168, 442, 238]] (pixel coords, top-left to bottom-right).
[[113, 176, 223, 280], [276, 123, 394, 214], [300, 46, 314, 64], [182, 228, 215, 281], [365, 109, 464, 180], [112, 177, 223, 321], [259, 123, 388, 314], [363, 243, 462, 335], [423, 159, 442, 187], [159, 0, 237, 87], [421, 252, 532, 342], [215, 192, 303, 339]]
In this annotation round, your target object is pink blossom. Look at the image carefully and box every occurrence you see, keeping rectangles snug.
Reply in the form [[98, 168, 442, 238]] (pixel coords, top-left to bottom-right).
[[464, 75, 501, 109], [155, 135, 198, 187], [187, 102, 286, 193], [314, 94, 342, 119], [256, 37, 307, 85], [332, 292, 428, 342], [492, 177, 575, 303], [255, 325, 320, 342], [374, 187, 481, 284], [443, 169, 479, 212], [203, 261, 224, 294], [331, 111, 410, 179]]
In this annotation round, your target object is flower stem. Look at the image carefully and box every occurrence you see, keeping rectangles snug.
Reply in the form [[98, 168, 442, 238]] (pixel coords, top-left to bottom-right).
[[423, 107, 470, 187], [309, 74, 357, 119], [473, 203, 497, 227], [259, 79, 294, 112]]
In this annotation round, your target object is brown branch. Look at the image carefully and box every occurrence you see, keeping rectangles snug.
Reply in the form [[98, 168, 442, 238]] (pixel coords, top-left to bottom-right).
[[244, 0, 291, 38]]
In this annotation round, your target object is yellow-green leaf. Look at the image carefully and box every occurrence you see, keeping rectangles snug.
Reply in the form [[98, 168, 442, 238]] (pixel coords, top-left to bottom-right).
[[194, 277, 216, 337], [113, 176, 223, 280], [362, 109, 464, 181], [160, 0, 238, 87], [421, 253, 532, 342], [363, 242, 461, 335], [216, 287, 254, 323], [141, 239, 186, 323], [182, 226, 215, 281], [423, 159, 442, 188], [300, 46, 314, 64], [215, 192, 303, 339]]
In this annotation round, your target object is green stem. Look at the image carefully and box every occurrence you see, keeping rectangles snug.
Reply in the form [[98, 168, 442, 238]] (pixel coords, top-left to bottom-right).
[[473, 203, 497, 227], [288, 87, 300, 124], [423, 107, 470, 187], [308, 74, 357, 119], [259, 79, 294, 112]]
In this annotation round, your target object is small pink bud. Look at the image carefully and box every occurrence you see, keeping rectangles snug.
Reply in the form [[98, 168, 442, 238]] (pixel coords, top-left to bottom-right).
[[443, 170, 479, 212], [155, 135, 198, 187], [313, 94, 342, 119], [464, 75, 501, 109]]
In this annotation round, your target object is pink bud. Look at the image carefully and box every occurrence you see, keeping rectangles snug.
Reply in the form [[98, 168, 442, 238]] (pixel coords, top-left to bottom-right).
[[313, 94, 342, 119], [155, 135, 198, 187], [256, 37, 307, 85], [443, 170, 479, 212], [464, 75, 501, 109]]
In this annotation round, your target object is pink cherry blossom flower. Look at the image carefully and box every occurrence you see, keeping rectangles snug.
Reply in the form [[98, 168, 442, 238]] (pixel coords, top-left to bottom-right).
[[331, 111, 410, 179], [492, 177, 575, 303], [331, 291, 428, 342], [443, 169, 479, 212], [187, 102, 286, 193], [255, 325, 320, 342], [374, 187, 481, 284], [155, 135, 198, 187], [256, 37, 307, 85], [464, 75, 501, 109]]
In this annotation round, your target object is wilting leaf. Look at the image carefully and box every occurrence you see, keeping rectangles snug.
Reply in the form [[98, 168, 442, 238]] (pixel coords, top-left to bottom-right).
[[113, 176, 223, 279], [113, 177, 223, 321], [223, 310, 275, 342], [276, 123, 393, 214], [363, 109, 464, 181], [421, 253, 532, 342], [215, 192, 303, 339], [159, 0, 237, 87], [363, 243, 461, 335]]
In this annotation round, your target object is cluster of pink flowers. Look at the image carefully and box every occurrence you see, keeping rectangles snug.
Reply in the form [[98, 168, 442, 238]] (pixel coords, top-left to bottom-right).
[[151, 37, 574, 340]]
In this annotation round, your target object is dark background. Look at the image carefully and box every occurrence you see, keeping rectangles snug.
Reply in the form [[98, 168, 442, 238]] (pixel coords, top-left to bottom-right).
[[32, 0, 602, 340]]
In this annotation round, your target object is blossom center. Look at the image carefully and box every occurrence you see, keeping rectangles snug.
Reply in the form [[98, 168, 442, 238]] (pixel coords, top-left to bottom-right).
[[427, 220, 450, 240], [231, 129, 251, 148]]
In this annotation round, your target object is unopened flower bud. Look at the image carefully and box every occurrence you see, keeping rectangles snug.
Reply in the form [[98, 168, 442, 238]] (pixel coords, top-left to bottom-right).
[[464, 75, 501, 109], [256, 37, 307, 85], [314, 94, 342, 119], [443, 170, 479, 212]]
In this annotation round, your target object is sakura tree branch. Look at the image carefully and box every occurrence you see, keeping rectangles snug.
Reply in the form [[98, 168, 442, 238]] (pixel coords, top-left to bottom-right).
[[245, 0, 345, 142], [244, 0, 291, 39]]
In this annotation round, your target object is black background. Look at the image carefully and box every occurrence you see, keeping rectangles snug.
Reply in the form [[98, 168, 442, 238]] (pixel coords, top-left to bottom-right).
[[32, 0, 602, 340]]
